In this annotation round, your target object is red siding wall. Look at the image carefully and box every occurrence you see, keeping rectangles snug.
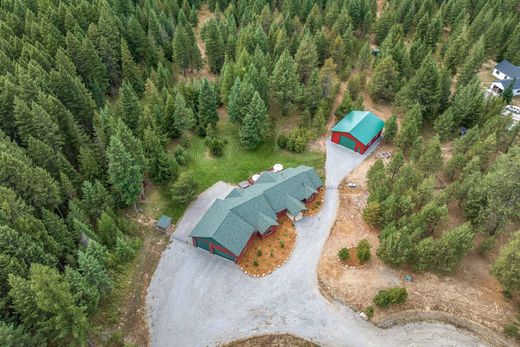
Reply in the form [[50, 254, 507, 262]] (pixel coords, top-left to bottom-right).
[[331, 130, 382, 154]]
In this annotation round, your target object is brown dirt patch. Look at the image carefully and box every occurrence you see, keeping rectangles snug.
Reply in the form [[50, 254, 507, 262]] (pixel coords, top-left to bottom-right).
[[224, 334, 318, 347], [318, 145, 519, 345], [361, 91, 395, 122], [238, 215, 296, 276], [303, 189, 325, 217]]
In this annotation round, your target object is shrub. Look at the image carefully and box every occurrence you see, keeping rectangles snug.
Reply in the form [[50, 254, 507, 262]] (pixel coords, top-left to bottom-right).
[[276, 134, 288, 149], [280, 241, 285, 248], [373, 290, 391, 308], [253, 260, 259, 267], [205, 136, 225, 156], [338, 247, 350, 261], [476, 236, 495, 257], [257, 249, 262, 257], [285, 128, 309, 153], [387, 287, 408, 304], [504, 324, 518, 338], [373, 287, 408, 308], [364, 306, 374, 318], [363, 201, 381, 226], [170, 173, 198, 205], [174, 146, 187, 166], [357, 239, 371, 263]]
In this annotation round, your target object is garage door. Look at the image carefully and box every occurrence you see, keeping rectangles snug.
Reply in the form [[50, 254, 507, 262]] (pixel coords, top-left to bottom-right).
[[196, 239, 211, 252], [213, 248, 236, 262], [339, 136, 356, 150]]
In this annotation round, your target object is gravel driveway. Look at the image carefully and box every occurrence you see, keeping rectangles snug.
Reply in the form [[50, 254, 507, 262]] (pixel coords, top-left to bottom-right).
[[147, 140, 487, 347]]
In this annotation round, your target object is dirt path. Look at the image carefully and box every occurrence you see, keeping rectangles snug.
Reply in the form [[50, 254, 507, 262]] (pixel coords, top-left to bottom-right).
[[317, 144, 516, 347]]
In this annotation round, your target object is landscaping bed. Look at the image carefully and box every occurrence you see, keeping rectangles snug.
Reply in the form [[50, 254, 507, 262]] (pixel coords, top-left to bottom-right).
[[303, 189, 325, 217], [238, 215, 296, 276]]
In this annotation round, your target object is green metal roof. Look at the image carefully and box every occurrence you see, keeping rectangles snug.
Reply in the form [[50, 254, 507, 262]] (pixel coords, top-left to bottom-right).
[[286, 196, 307, 216], [332, 111, 385, 145], [190, 166, 323, 256], [156, 215, 172, 229]]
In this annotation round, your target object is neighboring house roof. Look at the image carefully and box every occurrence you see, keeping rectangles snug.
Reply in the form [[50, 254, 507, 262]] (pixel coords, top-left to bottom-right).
[[156, 215, 172, 229], [332, 111, 385, 145], [495, 78, 520, 90], [495, 60, 520, 78], [190, 166, 323, 255]]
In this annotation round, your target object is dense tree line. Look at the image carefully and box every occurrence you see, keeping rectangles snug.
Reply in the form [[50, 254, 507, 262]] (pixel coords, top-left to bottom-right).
[[0, 0, 520, 344]]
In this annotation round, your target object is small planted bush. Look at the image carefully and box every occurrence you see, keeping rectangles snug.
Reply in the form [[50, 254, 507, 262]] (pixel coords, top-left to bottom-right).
[[257, 249, 262, 257], [280, 241, 285, 248], [373, 287, 408, 308], [357, 239, 371, 263], [253, 260, 259, 267], [364, 306, 374, 318], [338, 247, 350, 261]]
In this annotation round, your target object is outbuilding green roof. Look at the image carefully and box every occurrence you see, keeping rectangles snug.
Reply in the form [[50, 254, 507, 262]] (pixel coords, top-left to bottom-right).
[[190, 166, 323, 256], [332, 111, 385, 145]]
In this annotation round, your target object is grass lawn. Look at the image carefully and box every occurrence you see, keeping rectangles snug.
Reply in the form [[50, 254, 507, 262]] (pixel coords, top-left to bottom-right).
[[147, 112, 325, 222]]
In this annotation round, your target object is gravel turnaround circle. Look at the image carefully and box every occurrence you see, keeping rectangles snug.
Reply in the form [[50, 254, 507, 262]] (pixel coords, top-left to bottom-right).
[[147, 140, 488, 347]]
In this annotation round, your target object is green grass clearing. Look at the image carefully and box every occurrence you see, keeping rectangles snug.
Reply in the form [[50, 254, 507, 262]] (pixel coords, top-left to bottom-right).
[[147, 113, 325, 222]]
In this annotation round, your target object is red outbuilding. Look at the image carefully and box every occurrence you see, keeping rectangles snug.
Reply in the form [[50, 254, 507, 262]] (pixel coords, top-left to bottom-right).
[[331, 110, 385, 154]]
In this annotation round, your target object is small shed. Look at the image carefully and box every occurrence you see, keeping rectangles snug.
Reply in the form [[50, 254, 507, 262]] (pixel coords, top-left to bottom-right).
[[331, 111, 384, 154], [371, 47, 380, 56], [155, 215, 172, 232]]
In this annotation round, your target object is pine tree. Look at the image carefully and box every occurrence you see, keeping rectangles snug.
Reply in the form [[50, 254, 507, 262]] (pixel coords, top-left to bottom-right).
[[239, 92, 269, 150], [384, 114, 398, 143], [418, 135, 443, 173], [8, 264, 89, 345], [492, 231, 520, 294], [395, 105, 421, 155], [377, 230, 413, 267], [121, 39, 144, 95], [369, 56, 400, 101], [502, 79, 515, 104], [334, 91, 354, 118], [457, 39, 485, 87], [443, 26, 470, 74], [270, 50, 301, 116], [330, 34, 346, 69], [357, 41, 372, 71], [295, 33, 318, 84], [117, 80, 142, 133], [197, 78, 218, 128], [434, 109, 455, 141], [172, 24, 190, 74], [204, 20, 225, 73], [304, 69, 323, 114], [107, 135, 143, 207], [142, 127, 178, 184], [396, 54, 440, 118]]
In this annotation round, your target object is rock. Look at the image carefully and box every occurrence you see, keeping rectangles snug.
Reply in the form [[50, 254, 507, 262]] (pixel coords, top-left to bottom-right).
[[360, 312, 369, 321]]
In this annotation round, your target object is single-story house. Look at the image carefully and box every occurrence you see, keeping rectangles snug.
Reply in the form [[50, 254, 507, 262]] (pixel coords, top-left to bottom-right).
[[189, 166, 323, 262], [155, 215, 172, 232], [488, 78, 520, 97], [331, 111, 385, 154], [492, 60, 520, 80]]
